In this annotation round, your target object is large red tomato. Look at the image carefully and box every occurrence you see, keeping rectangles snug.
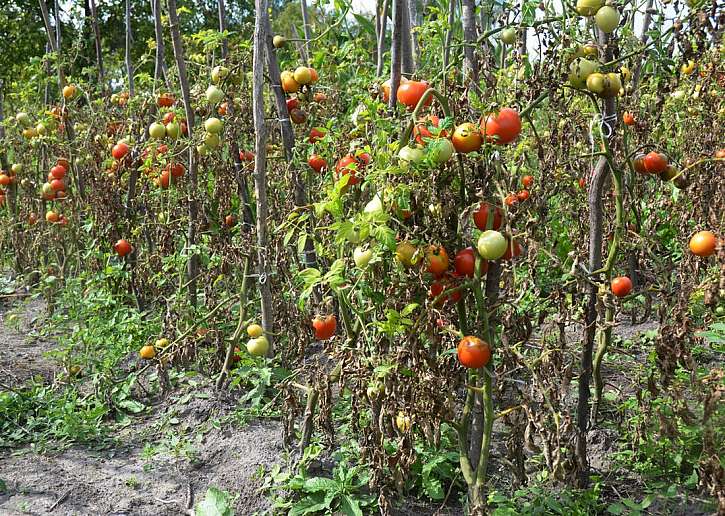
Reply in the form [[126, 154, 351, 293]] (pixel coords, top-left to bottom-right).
[[396, 81, 432, 109], [335, 151, 371, 186], [114, 239, 133, 257], [308, 154, 327, 173], [473, 203, 503, 231], [457, 336, 491, 368], [312, 315, 337, 340], [611, 276, 632, 297], [483, 108, 522, 145], [643, 152, 668, 174], [454, 247, 488, 278]]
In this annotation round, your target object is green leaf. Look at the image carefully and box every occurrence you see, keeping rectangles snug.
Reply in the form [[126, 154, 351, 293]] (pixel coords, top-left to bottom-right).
[[289, 493, 328, 515], [302, 477, 340, 493], [339, 494, 363, 516], [195, 487, 235, 516]]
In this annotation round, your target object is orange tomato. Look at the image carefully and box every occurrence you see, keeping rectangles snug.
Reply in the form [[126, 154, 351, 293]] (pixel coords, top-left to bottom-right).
[[457, 336, 491, 368], [689, 231, 717, 257]]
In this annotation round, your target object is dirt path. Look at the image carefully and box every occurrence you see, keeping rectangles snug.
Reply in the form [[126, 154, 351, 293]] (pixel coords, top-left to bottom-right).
[[0, 298, 283, 516]]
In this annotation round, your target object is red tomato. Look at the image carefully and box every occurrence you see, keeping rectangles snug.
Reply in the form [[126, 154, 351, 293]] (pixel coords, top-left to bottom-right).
[[308, 127, 326, 143], [457, 336, 491, 368], [426, 245, 449, 275], [430, 278, 462, 305], [239, 150, 255, 161], [643, 152, 668, 174], [159, 169, 171, 188], [50, 179, 65, 191], [112, 142, 129, 160], [290, 108, 307, 124], [578, 177, 586, 189], [611, 276, 632, 297], [501, 238, 522, 260], [114, 239, 133, 257], [286, 97, 300, 112], [505, 193, 518, 206], [308, 154, 327, 173], [632, 155, 647, 174], [473, 203, 503, 231], [335, 152, 370, 185], [165, 163, 185, 178], [312, 315, 336, 340], [483, 108, 521, 145], [454, 247, 488, 278], [50, 165, 67, 180], [517, 190, 530, 201], [623, 112, 635, 126], [412, 115, 447, 145], [158, 93, 175, 107], [521, 175, 534, 188], [396, 81, 431, 109]]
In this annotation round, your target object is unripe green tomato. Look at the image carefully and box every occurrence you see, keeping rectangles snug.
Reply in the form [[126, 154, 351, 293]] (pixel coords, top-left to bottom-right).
[[500, 27, 517, 45]]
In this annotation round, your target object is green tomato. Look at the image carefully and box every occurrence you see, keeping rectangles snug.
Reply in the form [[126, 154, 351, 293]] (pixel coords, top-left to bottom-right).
[[398, 145, 424, 164], [500, 27, 517, 45], [149, 122, 166, 139], [477, 230, 508, 260], [204, 117, 224, 134], [353, 247, 373, 268], [205, 85, 225, 104], [568, 58, 599, 89], [576, 0, 603, 16], [246, 336, 270, 357], [430, 139, 454, 164], [595, 6, 620, 33]]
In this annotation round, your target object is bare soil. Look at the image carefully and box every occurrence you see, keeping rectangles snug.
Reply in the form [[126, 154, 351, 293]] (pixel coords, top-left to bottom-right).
[[0, 297, 283, 516]]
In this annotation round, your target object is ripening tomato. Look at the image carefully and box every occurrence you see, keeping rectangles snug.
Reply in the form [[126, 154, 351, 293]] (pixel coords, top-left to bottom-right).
[[483, 108, 521, 145], [689, 230, 717, 257], [457, 336, 491, 368], [517, 190, 530, 201], [308, 154, 327, 173], [225, 215, 236, 227], [239, 150, 255, 161], [308, 127, 326, 143], [112, 142, 129, 160], [162, 112, 176, 125], [715, 149, 725, 159], [643, 152, 668, 174], [312, 315, 336, 340], [611, 276, 632, 298], [46, 211, 59, 223], [578, 177, 586, 189], [452, 123, 482, 153], [521, 175, 534, 188], [454, 247, 488, 278], [505, 193, 518, 206], [396, 80, 431, 108], [623, 112, 635, 126], [56, 158, 70, 170], [430, 279, 462, 305], [413, 115, 447, 145], [158, 93, 175, 107], [426, 245, 449, 275], [632, 155, 647, 174], [114, 238, 133, 257], [473, 203, 503, 231]]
